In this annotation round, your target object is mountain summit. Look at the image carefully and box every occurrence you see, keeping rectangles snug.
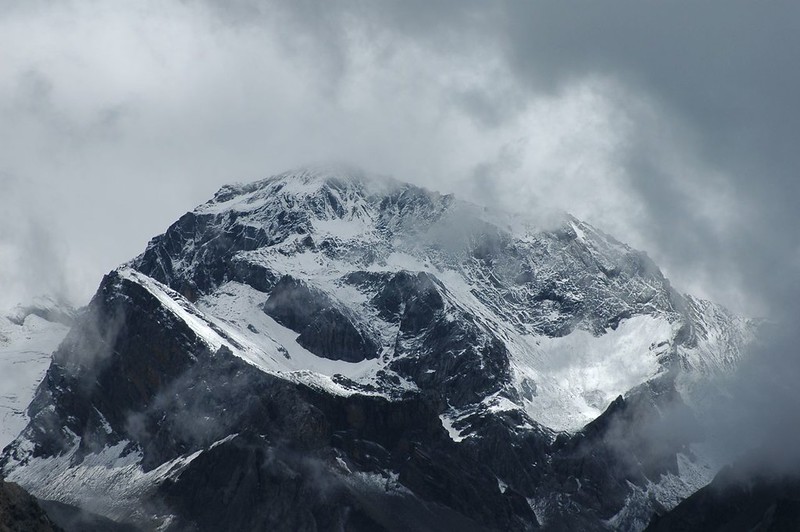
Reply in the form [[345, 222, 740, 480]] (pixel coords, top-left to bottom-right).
[[2, 167, 755, 531]]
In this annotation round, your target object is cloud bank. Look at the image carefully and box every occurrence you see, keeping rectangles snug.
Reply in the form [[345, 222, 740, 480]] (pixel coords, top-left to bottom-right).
[[4, 1, 793, 312]]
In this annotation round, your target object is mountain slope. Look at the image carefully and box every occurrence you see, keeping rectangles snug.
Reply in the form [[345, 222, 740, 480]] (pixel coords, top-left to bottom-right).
[[133, 167, 752, 430], [1, 167, 756, 531], [0, 298, 73, 450]]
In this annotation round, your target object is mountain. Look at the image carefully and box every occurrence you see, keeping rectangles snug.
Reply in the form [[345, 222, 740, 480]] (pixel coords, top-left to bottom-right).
[[0, 167, 756, 531], [0, 297, 74, 450]]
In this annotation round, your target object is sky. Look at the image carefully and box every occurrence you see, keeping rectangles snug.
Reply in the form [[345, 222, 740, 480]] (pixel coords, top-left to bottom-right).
[[1, 0, 799, 323]]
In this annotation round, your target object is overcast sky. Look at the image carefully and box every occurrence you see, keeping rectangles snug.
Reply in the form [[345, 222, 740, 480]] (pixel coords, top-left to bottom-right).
[[2, 0, 799, 321]]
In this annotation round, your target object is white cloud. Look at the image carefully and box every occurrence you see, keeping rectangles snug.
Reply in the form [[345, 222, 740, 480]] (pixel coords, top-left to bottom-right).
[[0, 1, 754, 315]]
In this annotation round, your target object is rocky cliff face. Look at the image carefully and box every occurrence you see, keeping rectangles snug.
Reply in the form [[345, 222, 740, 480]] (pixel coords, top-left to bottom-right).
[[0, 167, 756, 531]]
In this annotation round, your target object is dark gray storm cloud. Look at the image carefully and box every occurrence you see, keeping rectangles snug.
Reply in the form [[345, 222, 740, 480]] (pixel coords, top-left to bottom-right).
[[495, 1, 800, 317]]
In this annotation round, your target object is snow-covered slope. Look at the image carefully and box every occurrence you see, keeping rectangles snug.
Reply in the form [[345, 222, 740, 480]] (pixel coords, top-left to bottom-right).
[[1, 167, 757, 531], [0, 299, 72, 449]]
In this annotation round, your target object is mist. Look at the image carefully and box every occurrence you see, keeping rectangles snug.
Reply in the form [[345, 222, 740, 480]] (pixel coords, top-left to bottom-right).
[[2, 0, 799, 484]]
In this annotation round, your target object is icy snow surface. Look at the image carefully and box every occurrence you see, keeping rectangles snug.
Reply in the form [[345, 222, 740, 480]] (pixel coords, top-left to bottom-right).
[[508, 316, 676, 430], [0, 312, 69, 449]]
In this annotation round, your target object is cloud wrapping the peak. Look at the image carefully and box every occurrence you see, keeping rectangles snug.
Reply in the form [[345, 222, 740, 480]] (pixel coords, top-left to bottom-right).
[[4, 0, 795, 318]]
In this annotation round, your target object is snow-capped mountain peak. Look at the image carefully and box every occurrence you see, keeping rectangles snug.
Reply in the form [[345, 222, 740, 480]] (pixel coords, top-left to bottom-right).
[[128, 167, 752, 431], [1, 167, 757, 531]]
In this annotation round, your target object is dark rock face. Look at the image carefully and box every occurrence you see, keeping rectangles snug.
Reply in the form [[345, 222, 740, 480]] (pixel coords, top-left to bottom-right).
[[263, 276, 330, 331], [159, 429, 529, 532], [0, 480, 60, 532], [159, 433, 383, 532], [142, 353, 538, 531], [3, 271, 208, 464], [393, 275, 445, 335], [351, 271, 443, 325], [296, 307, 381, 363], [3, 271, 537, 531], [540, 376, 702, 525], [133, 210, 278, 301], [344, 269, 512, 407], [263, 276, 380, 362], [229, 257, 279, 294], [391, 317, 511, 408]]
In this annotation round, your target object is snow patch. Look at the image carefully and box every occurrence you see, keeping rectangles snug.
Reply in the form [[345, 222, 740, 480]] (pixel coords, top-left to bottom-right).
[[509, 315, 676, 432], [439, 414, 466, 443]]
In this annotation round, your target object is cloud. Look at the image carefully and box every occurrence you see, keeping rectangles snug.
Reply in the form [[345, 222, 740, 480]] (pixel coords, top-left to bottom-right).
[[0, 174, 72, 309], [4, 0, 791, 317], [699, 320, 800, 477]]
